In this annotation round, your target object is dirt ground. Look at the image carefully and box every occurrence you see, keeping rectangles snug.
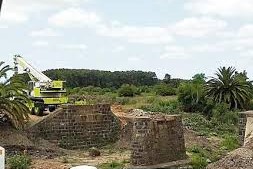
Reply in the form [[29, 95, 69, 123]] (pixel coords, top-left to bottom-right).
[[207, 147, 253, 169]]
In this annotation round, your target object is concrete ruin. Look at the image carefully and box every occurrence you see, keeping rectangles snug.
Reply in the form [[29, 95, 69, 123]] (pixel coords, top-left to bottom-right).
[[28, 104, 120, 149], [117, 109, 188, 168], [28, 106, 188, 168], [239, 111, 253, 147]]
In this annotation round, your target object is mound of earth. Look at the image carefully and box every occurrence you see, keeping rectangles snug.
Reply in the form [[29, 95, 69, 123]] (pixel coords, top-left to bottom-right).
[[0, 125, 62, 158], [0, 125, 34, 147], [207, 147, 253, 169]]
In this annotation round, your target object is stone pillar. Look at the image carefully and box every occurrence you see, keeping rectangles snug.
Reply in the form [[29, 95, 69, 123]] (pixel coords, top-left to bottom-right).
[[239, 112, 247, 145], [131, 115, 187, 167], [239, 111, 253, 148]]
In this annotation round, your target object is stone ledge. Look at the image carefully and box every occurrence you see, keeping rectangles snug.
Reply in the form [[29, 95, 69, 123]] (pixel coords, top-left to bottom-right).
[[127, 159, 191, 169], [240, 111, 253, 117]]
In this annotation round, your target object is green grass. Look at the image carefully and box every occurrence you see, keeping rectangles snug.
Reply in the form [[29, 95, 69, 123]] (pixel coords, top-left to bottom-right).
[[182, 113, 238, 137], [122, 95, 177, 109], [8, 154, 32, 169], [98, 161, 127, 169], [221, 135, 240, 151], [187, 145, 223, 169]]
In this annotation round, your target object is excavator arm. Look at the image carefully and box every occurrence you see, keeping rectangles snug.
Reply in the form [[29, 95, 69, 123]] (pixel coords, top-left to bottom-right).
[[14, 55, 52, 83]]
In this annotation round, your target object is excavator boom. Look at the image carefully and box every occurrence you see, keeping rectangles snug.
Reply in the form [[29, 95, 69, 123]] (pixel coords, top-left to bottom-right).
[[14, 55, 52, 82]]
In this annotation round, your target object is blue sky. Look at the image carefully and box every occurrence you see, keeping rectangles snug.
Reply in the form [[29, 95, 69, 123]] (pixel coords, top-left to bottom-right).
[[1, 0, 253, 79]]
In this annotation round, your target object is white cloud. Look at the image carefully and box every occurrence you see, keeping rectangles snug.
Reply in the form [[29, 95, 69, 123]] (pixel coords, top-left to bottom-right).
[[1, 0, 90, 24], [172, 17, 227, 38], [160, 43, 223, 60], [59, 44, 87, 50], [96, 17, 226, 43], [112, 46, 125, 53], [160, 46, 190, 59], [0, 25, 8, 29], [32, 41, 49, 47], [48, 8, 101, 28], [190, 44, 223, 53], [185, 0, 253, 17], [97, 24, 173, 44], [128, 57, 141, 61], [238, 25, 253, 38], [30, 28, 61, 37]]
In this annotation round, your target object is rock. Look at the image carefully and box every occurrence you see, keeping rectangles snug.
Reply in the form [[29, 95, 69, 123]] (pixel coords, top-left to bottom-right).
[[88, 147, 101, 157]]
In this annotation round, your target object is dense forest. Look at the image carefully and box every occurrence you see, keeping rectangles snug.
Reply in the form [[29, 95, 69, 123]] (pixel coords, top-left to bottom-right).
[[44, 69, 158, 88], [44, 69, 160, 88], [19, 69, 187, 89]]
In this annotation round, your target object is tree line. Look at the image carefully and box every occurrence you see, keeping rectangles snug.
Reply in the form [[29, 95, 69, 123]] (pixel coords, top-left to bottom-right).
[[43, 69, 162, 88]]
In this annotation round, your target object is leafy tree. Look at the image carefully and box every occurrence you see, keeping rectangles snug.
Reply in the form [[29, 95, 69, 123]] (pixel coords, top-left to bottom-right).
[[178, 74, 206, 112], [192, 73, 206, 84], [206, 66, 253, 109], [0, 62, 30, 128], [118, 84, 137, 97], [154, 83, 176, 96], [163, 73, 171, 84]]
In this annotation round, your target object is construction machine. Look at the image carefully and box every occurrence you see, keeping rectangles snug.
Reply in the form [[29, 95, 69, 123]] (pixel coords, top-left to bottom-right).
[[14, 55, 68, 115]]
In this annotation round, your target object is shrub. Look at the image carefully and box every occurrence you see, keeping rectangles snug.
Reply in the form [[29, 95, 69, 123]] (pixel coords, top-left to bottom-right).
[[190, 154, 208, 169], [178, 82, 206, 112], [118, 84, 137, 97], [183, 113, 212, 136], [8, 154, 32, 169], [153, 83, 176, 96], [137, 85, 153, 93], [146, 96, 156, 104], [115, 97, 131, 105], [183, 109, 238, 137], [140, 100, 180, 114], [98, 161, 125, 169], [211, 103, 239, 125], [221, 135, 239, 151]]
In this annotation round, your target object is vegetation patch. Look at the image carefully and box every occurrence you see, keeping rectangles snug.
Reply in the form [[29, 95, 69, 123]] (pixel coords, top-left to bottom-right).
[[98, 161, 127, 169], [8, 154, 32, 169]]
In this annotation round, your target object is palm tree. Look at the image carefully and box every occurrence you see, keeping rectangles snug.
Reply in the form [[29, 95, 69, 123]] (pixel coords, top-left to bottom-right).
[[206, 66, 253, 109], [0, 61, 30, 128]]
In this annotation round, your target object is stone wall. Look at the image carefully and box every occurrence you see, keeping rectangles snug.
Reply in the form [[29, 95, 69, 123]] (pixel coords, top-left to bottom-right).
[[239, 112, 247, 145], [28, 104, 120, 149], [130, 115, 187, 166], [238, 111, 253, 147]]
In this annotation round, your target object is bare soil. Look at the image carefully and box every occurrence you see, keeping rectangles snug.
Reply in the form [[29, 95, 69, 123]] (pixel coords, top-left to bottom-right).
[[207, 147, 253, 169]]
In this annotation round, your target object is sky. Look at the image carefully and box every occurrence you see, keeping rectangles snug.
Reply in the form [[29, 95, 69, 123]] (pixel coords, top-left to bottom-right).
[[1, 0, 253, 79]]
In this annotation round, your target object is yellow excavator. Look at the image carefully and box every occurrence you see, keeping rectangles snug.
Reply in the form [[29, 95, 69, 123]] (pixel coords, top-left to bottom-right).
[[14, 55, 68, 115]]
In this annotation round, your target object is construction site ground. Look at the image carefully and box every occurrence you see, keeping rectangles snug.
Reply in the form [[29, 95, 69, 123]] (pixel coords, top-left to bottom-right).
[[0, 105, 246, 169]]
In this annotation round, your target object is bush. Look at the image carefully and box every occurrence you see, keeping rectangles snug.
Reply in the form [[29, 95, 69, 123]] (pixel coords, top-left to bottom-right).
[[211, 103, 239, 125], [115, 97, 131, 105], [190, 153, 208, 169], [8, 154, 31, 169], [140, 100, 180, 114], [154, 83, 176, 96], [98, 161, 125, 169], [146, 96, 156, 104], [118, 84, 138, 97], [137, 85, 153, 93], [183, 108, 238, 137], [221, 135, 239, 151], [178, 82, 206, 112]]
